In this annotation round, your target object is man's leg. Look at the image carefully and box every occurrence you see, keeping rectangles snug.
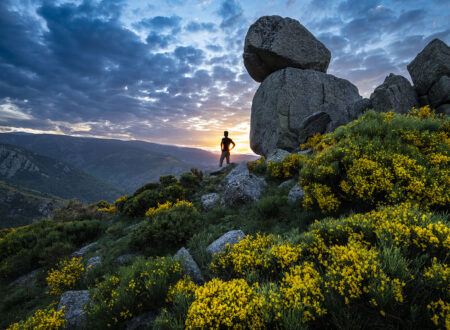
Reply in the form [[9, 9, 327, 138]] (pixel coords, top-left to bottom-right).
[[219, 152, 225, 167], [226, 151, 230, 164]]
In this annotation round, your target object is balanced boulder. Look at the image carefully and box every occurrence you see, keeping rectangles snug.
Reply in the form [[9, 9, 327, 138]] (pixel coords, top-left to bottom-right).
[[370, 73, 419, 114], [243, 15, 331, 82], [250, 67, 361, 156], [407, 39, 450, 96]]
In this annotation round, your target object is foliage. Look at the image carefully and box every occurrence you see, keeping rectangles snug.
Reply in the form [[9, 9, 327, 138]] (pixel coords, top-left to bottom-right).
[[114, 195, 128, 213], [86, 256, 183, 328], [6, 304, 66, 330], [267, 154, 306, 179], [46, 257, 84, 295], [298, 107, 449, 213], [0, 219, 101, 280], [247, 157, 267, 175], [131, 201, 200, 249], [52, 199, 101, 222]]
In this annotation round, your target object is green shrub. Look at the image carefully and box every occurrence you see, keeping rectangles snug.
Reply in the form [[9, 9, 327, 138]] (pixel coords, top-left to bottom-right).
[[160, 174, 179, 187], [132, 182, 160, 197], [255, 195, 286, 218], [247, 157, 267, 175], [0, 219, 101, 280], [86, 256, 183, 329], [131, 202, 201, 250], [52, 199, 100, 222], [299, 107, 449, 213]]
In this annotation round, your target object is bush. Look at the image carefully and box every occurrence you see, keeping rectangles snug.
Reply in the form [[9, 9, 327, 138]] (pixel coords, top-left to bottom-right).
[[267, 154, 305, 179], [46, 257, 84, 295], [255, 195, 286, 218], [131, 201, 201, 249], [52, 199, 100, 222], [299, 107, 449, 213], [0, 219, 101, 280], [6, 304, 66, 330], [247, 157, 267, 175], [87, 256, 183, 329]]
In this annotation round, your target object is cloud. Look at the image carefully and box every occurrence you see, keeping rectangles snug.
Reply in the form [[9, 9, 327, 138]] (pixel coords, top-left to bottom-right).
[[216, 0, 243, 28], [185, 21, 216, 32], [137, 15, 182, 31]]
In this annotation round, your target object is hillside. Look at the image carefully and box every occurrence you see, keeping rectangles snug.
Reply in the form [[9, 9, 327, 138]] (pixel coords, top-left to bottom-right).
[[0, 134, 258, 193], [0, 144, 122, 203], [0, 181, 61, 229]]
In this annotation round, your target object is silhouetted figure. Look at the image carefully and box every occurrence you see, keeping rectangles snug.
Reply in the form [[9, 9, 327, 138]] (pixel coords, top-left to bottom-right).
[[220, 131, 235, 167]]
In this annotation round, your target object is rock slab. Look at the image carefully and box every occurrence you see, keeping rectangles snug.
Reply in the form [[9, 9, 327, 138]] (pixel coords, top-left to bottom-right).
[[288, 184, 305, 202], [428, 75, 450, 108], [370, 73, 419, 114], [206, 230, 246, 256], [175, 247, 204, 283], [126, 312, 156, 330], [244, 15, 331, 82], [250, 67, 361, 156], [201, 193, 220, 210], [72, 242, 98, 258], [407, 38, 450, 95], [58, 290, 90, 329]]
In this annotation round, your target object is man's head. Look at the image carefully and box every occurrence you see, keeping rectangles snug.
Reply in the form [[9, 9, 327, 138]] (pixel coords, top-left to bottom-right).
[[224, 131, 229, 137]]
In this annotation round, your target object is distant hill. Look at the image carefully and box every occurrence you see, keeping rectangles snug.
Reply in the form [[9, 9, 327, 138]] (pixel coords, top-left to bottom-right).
[[0, 133, 258, 193], [0, 144, 122, 202], [0, 181, 62, 229]]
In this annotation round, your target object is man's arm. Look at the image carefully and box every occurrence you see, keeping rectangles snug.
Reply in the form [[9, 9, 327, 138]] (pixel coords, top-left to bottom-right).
[[230, 140, 235, 150]]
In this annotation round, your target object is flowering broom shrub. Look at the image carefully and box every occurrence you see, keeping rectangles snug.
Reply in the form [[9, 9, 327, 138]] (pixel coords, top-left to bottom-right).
[[298, 107, 449, 213], [7, 304, 66, 330], [46, 257, 84, 295], [267, 153, 305, 179]]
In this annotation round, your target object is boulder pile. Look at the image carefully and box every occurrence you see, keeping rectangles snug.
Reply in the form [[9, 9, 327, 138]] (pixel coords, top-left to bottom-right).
[[244, 16, 450, 157]]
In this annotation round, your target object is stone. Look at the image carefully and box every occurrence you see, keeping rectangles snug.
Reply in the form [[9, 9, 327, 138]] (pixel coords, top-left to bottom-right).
[[298, 149, 313, 156], [278, 178, 296, 189], [418, 95, 430, 107], [370, 73, 419, 114], [86, 256, 102, 272], [174, 247, 204, 283], [428, 75, 450, 108], [266, 149, 291, 163], [10, 268, 42, 286], [288, 184, 305, 202], [243, 15, 331, 82], [201, 193, 220, 210], [58, 290, 90, 329], [250, 68, 361, 156], [221, 171, 267, 207], [72, 242, 98, 258], [126, 312, 156, 330], [206, 230, 246, 256], [348, 98, 372, 119], [407, 39, 450, 95], [115, 253, 141, 266], [208, 163, 237, 176], [220, 162, 249, 186], [436, 103, 450, 115], [299, 111, 331, 140]]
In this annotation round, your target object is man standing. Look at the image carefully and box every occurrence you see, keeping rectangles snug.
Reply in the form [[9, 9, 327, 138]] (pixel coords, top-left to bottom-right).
[[219, 131, 235, 167]]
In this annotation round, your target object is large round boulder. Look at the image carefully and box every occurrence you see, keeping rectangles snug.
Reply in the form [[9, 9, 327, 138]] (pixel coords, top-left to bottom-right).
[[407, 39, 450, 96], [243, 15, 331, 82], [370, 73, 419, 114], [250, 67, 361, 156]]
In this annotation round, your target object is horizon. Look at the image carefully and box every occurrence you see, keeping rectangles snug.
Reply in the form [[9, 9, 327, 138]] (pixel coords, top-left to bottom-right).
[[1, 0, 449, 154]]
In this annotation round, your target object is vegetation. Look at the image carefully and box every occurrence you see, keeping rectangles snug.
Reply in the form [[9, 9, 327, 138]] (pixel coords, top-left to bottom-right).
[[1, 107, 448, 329]]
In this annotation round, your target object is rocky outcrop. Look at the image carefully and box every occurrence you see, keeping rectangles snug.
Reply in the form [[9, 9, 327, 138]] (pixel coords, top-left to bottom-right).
[[206, 230, 246, 256], [428, 75, 450, 109], [58, 290, 90, 329], [347, 98, 372, 120], [72, 242, 98, 258], [208, 163, 237, 176], [250, 68, 361, 156], [370, 74, 419, 114], [267, 149, 291, 163], [243, 16, 331, 82], [221, 163, 266, 206], [0, 145, 40, 178], [407, 39, 450, 96], [201, 193, 220, 210], [288, 184, 305, 202], [126, 312, 156, 330], [86, 256, 102, 273], [10, 268, 42, 286], [175, 247, 204, 283], [116, 253, 141, 266]]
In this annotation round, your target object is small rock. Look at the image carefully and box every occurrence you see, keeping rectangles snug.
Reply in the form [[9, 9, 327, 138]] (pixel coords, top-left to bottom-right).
[[288, 184, 305, 202], [278, 178, 296, 189], [206, 230, 246, 256], [201, 193, 220, 210], [58, 290, 90, 329], [10, 268, 42, 286], [428, 75, 450, 108], [86, 256, 102, 273], [407, 38, 450, 95], [116, 253, 141, 266], [221, 174, 267, 206], [266, 149, 291, 163], [126, 311, 156, 330], [72, 242, 98, 258], [174, 247, 204, 283], [243, 15, 331, 82], [370, 73, 419, 114]]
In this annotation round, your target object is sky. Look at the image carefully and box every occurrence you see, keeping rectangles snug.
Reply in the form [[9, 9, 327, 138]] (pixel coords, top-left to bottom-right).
[[0, 0, 449, 154]]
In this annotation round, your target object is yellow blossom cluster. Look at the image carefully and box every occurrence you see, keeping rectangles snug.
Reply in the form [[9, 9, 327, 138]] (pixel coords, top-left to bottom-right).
[[98, 205, 117, 213], [145, 199, 193, 217], [267, 154, 305, 179], [185, 278, 267, 329], [7, 305, 66, 330], [247, 156, 266, 174], [298, 107, 449, 213], [167, 276, 198, 302], [427, 299, 450, 328], [46, 257, 84, 295]]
